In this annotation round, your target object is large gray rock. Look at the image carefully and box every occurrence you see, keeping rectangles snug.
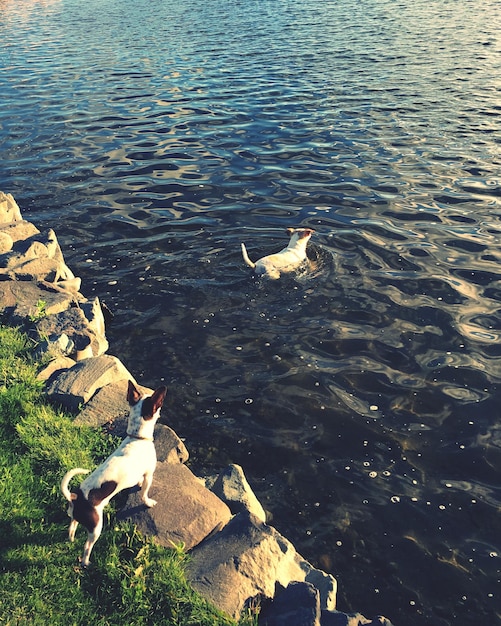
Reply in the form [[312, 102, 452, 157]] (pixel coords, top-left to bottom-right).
[[0, 228, 77, 286], [0, 191, 22, 223], [118, 462, 231, 551], [35, 300, 109, 359], [187, 511, 337, 620], [0, 219, 40, 242], [33, 333, 76, 364], [321, 611, 394, 626], [259, 582, 321, 626], [45, 354, 132, 410], [0, 280, 78, 324], [80, 297, 106, 342], [210, 463, 266, 523], [154, 424, 190, 464]]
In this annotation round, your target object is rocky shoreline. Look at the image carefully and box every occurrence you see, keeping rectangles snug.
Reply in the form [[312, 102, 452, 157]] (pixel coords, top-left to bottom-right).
[[0, 191, 393, 626]]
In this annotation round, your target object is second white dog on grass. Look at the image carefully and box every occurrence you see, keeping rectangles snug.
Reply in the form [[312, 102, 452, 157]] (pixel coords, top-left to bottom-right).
[[241, 227, 315, 279], [60, 380, 167, 567]]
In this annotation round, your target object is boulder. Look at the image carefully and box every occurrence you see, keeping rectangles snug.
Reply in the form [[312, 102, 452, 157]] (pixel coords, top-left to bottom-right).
[[152, 424, 189, 464], [0, 219, 40, 242], [0, 280, 79, 325], [0, 191, 22, 223], [258, 582, 321, 626], [35, 301, 109, 359], [0, 228, 76, 285], [118, 462, 231, 551], [320, 611, 394, 626], [45, 354, 132, 410], [81, 297, 106, 340], [186, 511, 337, 619], [210, 463, 266, 523], [34, 332, 75, 359]]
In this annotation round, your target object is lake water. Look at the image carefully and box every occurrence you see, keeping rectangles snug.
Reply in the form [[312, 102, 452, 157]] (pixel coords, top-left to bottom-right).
[[1, 0, 500, 624]]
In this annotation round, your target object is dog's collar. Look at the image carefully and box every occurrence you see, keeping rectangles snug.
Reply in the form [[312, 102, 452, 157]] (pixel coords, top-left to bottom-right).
[[126, 432, 153, 441]]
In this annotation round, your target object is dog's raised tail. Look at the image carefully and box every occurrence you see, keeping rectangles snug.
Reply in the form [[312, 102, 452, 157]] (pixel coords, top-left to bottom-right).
[[241, 243, 255, 269], [61, 468, 90, 501]]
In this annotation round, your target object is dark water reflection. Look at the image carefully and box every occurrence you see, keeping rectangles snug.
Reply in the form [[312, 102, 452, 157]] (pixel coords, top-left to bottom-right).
[[1, 0, 501, 623]]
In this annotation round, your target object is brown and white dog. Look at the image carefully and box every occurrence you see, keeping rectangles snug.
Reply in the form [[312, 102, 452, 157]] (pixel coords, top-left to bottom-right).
[[241, 227, 315, 279], [60, 380, 167, 567]]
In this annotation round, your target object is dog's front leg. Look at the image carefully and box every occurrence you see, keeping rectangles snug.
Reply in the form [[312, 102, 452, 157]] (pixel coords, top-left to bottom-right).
[[140, 471, 157, 508]]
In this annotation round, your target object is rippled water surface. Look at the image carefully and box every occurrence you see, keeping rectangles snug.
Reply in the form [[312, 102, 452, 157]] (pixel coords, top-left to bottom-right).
[[1, 0, 501, 623]]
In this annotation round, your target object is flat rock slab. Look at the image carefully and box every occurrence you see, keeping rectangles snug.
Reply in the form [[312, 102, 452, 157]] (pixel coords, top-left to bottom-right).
[[118, 462, 231, 552], [37, 356, 76, 383], [0, 221, 38, 242], [187, 511, 337, 619], [74, 379, 145, 428], [45, 354, 132, 410], [0, 280, 77, 324], [0, 222, 40, 249]]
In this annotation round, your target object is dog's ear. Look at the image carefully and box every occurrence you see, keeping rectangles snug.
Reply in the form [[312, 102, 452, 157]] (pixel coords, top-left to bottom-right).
[[70, 492, 78, 501], [127, 380, 142, 406], [151, 386, 167, 413], [286, 227, 295, 236], [140, 386, 167, 420]]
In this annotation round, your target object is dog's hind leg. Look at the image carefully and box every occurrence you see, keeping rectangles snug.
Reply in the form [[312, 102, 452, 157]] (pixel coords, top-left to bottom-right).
[[140, 470, 157, 508], [68, 518, 78, 542], [80, 518, 103, 567]]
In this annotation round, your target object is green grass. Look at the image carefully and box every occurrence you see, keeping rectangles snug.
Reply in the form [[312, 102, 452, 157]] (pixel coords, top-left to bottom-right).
[[0, 325, 256, 626]]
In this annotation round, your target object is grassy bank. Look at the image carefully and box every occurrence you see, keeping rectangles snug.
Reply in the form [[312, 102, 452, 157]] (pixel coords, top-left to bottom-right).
[[0, 325, 255, 626]]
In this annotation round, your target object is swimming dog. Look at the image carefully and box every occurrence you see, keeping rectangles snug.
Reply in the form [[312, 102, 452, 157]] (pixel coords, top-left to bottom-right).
[[60, 380, 167, 567], [241, 228, 315, 279]]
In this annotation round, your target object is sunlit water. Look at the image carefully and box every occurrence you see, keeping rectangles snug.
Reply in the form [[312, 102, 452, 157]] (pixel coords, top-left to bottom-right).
[[1, 0, 501, 623]]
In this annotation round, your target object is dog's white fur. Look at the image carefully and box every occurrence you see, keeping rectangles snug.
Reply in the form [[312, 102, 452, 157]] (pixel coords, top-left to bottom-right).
[[60, 380, 167, 567], [241, 228, 315, 279]]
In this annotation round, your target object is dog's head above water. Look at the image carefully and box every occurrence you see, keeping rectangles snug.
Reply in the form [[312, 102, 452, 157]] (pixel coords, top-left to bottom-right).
[[285, 227, 315, 241]]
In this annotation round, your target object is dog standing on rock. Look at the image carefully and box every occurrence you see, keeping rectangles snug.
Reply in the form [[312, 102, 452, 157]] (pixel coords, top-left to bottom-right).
[[241, 227, 315, 279], [61, 380, 167, 567]]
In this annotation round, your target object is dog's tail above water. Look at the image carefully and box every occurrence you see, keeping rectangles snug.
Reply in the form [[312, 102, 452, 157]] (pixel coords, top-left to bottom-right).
[[61, 468, 90, 501], [241, 243, 256, 269]]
